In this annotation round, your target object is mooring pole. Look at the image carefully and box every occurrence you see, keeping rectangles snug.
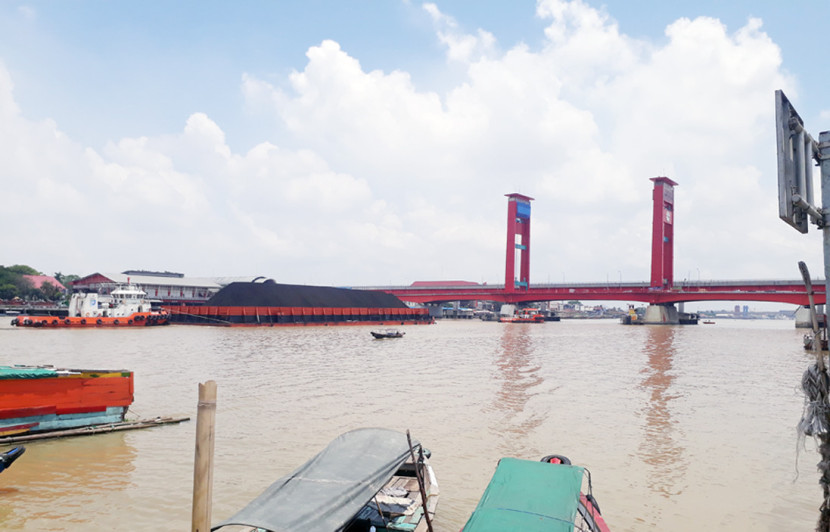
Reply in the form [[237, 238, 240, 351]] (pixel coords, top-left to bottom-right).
[[817, 130, 830, 532], [191, 380, 217, 532], [822, 131, 830, 340]]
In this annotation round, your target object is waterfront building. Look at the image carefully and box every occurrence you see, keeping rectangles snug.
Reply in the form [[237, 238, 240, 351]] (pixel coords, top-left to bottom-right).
[[71, 270, 223, 306]]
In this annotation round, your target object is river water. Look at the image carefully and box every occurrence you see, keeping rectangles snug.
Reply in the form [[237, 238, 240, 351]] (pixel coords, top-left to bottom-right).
[[0, 317, 823, 530]]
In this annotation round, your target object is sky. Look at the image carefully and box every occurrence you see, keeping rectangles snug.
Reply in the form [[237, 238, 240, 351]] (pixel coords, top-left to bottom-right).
[[1, 0, 829, 300]]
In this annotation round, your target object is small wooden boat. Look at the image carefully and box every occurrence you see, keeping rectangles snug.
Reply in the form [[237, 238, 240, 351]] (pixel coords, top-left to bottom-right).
[[212, 428, 439, 532], [11, 284, 169, 328], [371, 329, 405, 339], [462, 454, 610, 532], [0, 365, 134, 437], [0, 446, 25, 474], [702, 320, 715, 324], [498, 308, 546, 323]]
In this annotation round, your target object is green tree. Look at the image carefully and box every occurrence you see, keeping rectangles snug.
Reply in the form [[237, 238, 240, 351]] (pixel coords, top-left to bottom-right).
[[40, 282, 62, 302], [6, 265, 39, 275], [0, 283, 18, 299], [0, 265, 36, 299], [54, 272, 80, 287]]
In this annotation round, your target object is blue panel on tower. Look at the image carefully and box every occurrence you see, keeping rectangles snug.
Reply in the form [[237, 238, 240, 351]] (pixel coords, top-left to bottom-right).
[[516, 202, 531, 219]]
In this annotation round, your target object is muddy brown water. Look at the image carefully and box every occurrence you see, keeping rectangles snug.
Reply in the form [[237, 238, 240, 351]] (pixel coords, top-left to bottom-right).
[[0, 317, 821, 530]]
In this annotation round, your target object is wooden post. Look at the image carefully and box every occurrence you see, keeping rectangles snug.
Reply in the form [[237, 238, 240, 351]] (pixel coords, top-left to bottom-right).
[[191, 381, 217, 532]]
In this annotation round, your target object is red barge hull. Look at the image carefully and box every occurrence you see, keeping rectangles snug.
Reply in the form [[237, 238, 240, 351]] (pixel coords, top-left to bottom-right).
[[166, 305, 432, 326], [165, 280, 433, 327], [0, 366, 134, 437]]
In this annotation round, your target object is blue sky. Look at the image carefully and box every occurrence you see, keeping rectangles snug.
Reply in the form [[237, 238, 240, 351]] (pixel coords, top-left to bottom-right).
[[3, 1, 827, 150], [1, 0, 828, 304]]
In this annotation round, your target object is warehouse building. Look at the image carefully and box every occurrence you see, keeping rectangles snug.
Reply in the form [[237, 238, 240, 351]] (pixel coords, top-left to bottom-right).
[[71, 270, 227, 306]]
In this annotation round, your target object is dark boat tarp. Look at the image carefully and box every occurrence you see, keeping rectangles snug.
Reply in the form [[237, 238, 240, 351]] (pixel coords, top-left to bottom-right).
[[462, 457, 585, 532], [207, 281, 408, 309], [212, 428, 419, 532]]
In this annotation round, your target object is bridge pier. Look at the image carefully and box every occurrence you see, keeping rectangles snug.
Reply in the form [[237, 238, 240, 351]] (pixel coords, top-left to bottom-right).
[[795, 306, 812, 328], [794, 305, 827, 329], [642, 304, 679, 324]]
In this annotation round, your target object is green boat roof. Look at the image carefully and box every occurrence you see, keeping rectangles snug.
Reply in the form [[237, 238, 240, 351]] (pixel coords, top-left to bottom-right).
[[0, 366, 59, 379], [462, 457, 585, 532]]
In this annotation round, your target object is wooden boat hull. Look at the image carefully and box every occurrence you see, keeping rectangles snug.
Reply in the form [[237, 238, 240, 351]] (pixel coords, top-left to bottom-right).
[[0, 367, 134, 436], [371, 331, 404, 339], [11, 312, 169, 328], [0, 446, 25, 474]]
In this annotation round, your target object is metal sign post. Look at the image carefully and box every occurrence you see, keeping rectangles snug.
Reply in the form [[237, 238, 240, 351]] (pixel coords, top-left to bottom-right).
[[776, 90, 827, 326], [777, 90, 830, 530], [821, 131, 830, 323]]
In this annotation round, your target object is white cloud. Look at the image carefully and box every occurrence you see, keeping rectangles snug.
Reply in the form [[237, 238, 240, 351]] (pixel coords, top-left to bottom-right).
[[0, 0, 821, 288], [423, 3, 498, 63]]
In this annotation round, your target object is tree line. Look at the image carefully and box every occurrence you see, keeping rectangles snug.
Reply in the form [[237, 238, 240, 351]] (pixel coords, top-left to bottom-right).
[[0, 265, 79, 302]]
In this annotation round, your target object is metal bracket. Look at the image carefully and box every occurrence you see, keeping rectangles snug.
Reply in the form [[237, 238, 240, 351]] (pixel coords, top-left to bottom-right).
[[794, 194, 825, 227]]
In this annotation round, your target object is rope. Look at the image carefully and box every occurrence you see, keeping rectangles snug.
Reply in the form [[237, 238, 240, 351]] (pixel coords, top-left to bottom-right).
[[798, 361, 830, 531], [799, 364, 830, 437]]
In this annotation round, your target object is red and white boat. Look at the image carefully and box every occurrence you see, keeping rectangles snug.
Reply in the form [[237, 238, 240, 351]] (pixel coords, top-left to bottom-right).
[[11, 284, 169, 328], [498, 307, 546, 323]]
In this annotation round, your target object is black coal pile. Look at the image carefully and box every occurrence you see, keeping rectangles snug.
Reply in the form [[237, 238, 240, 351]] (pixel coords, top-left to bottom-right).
[[206, 281, 408, 308]]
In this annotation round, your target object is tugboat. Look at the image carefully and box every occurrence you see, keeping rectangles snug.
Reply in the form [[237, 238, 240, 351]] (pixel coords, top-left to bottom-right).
[[11, 284, 169, 328]]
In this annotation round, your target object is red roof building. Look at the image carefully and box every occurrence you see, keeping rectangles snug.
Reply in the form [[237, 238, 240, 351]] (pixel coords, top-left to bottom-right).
[[23, 275, 66, 292]]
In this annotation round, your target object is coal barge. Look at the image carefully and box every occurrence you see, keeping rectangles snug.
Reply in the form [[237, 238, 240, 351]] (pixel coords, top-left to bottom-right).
[[164, 280, 433, 327]]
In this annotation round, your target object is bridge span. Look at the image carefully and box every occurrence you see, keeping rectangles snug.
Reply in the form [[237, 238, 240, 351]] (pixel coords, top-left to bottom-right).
[[372, 279, 825, 306]]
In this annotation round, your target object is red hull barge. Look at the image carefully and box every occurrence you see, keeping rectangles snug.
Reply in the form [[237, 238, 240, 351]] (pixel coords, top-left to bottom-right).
[[0, 366, 134, 437], [165, 280, 433, 327], [166, 304, 432, 327]]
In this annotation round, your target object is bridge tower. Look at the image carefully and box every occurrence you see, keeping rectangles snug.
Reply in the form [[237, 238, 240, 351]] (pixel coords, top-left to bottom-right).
[[644, 177, 680, 324], [650, 177, 678, 288], [505, 193, 534, 292]]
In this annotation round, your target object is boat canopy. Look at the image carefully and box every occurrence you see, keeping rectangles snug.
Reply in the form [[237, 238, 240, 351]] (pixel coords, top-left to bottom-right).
[[212, 428, 420, 532], [462, 457, 585, 532], [0, 366, 59, 380]]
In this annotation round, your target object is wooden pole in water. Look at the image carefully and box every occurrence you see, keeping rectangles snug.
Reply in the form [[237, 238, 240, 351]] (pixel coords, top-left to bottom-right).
[[191, 381, 217, 532]]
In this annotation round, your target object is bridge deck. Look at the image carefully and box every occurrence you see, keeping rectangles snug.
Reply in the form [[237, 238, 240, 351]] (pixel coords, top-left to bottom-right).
[[364, 280, 826, 305]]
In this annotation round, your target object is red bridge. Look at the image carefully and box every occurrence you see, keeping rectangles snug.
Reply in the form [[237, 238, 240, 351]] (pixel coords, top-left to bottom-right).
[[377, 279, 822, 306], [373, 179, 824, 308]]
